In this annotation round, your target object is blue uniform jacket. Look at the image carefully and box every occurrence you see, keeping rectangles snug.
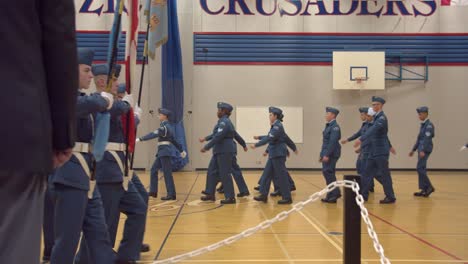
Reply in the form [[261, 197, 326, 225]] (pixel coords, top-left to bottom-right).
[[51, 93, 108, 190], [255, 120, 288, 159], [347, 122, 367, 142], [412, 119, 435, 153], [206, 125, 246, 154], [203, 115, 236, 154], [95, 100, 131, 183], [320, 120, 341, 159], [140, 120, 183, 157], [360, 111, 391, 158]]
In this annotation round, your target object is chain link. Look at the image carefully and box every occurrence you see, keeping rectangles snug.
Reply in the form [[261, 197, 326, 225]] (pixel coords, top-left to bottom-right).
[[152, 180, 391, 264]]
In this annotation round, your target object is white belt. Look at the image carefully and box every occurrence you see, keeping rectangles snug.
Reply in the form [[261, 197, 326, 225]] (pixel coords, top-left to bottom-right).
[[106, 142, 127, 152], [107, 150, 130, 191], [158, 141, 171, 146], [73, 142, 91, 153], [72, 152, 95, 199]]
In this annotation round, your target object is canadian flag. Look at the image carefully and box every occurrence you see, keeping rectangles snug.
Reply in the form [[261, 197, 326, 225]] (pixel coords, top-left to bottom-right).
[[441, 0, 468, 5]]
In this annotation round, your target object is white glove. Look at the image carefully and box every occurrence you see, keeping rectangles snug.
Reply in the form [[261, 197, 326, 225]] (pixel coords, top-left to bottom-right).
[[134, 104, 143, 119], [123, 93, 135, 108], [100, 92, 114, 110], [136, 138, 141, 143], [180, 151, 187, 158], [460, 145, 467, 152]]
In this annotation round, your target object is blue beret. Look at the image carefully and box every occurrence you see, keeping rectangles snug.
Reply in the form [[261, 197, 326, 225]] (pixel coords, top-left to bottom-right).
[[326, 107, 340, 115], [372, 96, 386, 104], [92, 64, 121, 77], [417, 106, 429, 113], [117, 83, 126, 94], [92, 64, 108, 76], [359, 107, 369, 113], [269, 106, 283, 116], [158, 108, 172, 117], [77, 48, 94, 66], [217, 102, 233, 112]]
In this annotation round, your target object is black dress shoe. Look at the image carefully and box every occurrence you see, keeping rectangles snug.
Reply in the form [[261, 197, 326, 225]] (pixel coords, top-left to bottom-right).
[[220, 198, 236, 204], [321, 198, 337, 203], [414, 190, 425, 196], [254, 186, 260, 191], [290, 186, 296, 191], [278, 198, 293, 204], [379, 197, 396, 204], [161, 196, 176, 201], [201, 190, 209, 195], [270, 190, 281, 197], [141, 243, 150, 252], [201, 195, 215, 201], [423, 187, 435, 197], [254, 194, 268, 203], [237, 191, 250, 198], [149, 192, 157, 198], [369, 187, 375, 193]]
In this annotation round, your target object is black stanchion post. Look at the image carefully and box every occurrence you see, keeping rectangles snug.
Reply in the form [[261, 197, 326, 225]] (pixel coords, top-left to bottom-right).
[[343, 175, 361, 264]]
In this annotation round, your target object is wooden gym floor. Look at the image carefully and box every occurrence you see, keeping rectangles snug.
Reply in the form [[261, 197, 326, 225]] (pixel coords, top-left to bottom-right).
[[45, 170, 468, 263]]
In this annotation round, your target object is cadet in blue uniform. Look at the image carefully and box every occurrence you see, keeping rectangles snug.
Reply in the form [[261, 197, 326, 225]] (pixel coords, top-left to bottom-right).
[[320, 107, 342, 203], [200, 102, 237, 204], [409, 106, 435, 197], [355, 96, 396, 204], [117, 84, 150, 253], [78, 64, 147, 264], [137, 108, 186, 200], [256, 133, 298, 197], [49, 48, 115, 264], [341, 107, 374, 192], [252, 107, 292, 205], [200, 128, 250, 197]]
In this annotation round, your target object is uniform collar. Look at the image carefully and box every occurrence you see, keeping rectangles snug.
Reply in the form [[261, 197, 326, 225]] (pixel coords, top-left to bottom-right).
[[327, 119, 336, 125], [421, 119, 429, 125], [161, 120, 169, 125]]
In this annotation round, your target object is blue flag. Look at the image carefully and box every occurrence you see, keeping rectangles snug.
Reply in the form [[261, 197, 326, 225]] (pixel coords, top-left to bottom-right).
[[145, 0, 168, 59]]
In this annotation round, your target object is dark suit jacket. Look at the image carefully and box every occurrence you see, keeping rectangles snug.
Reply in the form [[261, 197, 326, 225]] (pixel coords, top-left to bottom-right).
[[0, 0, 78, 174]]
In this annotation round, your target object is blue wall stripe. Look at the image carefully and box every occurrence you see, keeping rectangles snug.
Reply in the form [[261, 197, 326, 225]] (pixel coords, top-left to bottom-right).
[[194, 33, 468, 65], [76, 32, 147, 62]]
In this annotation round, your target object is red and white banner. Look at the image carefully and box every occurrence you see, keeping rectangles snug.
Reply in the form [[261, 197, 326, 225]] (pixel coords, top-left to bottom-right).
[[441, 0, 468, 6]]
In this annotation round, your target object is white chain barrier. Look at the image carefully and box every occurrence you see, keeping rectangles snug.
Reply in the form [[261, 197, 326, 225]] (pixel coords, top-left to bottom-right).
[[152, 180, 391, 264]]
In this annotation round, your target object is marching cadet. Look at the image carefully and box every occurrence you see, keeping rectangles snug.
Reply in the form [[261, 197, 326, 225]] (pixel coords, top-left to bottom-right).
[[137, 108, 187, 200], [77, 64, 147, 264], [117, 83, 151, 252], [200, 102, 237, 204], [409, 107, 435, 197], [252, 107, 293, 205], [319, 107, 342, 203], [354, 96, 396, 204], [341, 107, 374, 192], [49, 48, 115, 264], [200, 127, 250, 197], [255, 133, 298, 197]]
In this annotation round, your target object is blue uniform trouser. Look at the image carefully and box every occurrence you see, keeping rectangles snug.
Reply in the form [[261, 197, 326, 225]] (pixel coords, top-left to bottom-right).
[[231, 156, 249, 193], [362, 156, 396, 200], [357, 154, 374, 190], [206, 153, 235, 199], [417, 152, 433, 191], [80, 182, 146, 262], [258, 170, 295, 190], [51, 184, 115, 264], [150, 156, 175, 196], [260, 157, 291, 199], [43, 181, 55, 259], [322, 157, 341, 199], [132, 172, 149, 204]]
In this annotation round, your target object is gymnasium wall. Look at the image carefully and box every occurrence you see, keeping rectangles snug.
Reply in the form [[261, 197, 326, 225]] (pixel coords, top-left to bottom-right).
[[188, 0, 468, 170]]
